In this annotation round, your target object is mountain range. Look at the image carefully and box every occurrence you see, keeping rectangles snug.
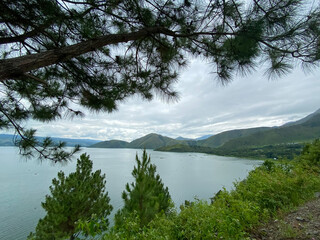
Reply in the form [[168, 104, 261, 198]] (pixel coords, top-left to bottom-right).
[[89, 133, 186, 149], [220, 114, 320, 150], [90, 108, 320, 159], [2, 108, 320, 159], [89, 133, 216, 149], [0, 134, 99, 147]]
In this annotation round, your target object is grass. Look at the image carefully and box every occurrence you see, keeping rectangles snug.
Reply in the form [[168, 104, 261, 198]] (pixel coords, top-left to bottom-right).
[[279, 220, 302, 239]]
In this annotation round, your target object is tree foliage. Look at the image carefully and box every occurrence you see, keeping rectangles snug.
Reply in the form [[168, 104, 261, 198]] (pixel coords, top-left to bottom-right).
[[301, 138, 320, 167], [28, 154, 113, 240], [115, 149, 171, 227], [103, 154, 320, 239], [0, 0, 319, 161]]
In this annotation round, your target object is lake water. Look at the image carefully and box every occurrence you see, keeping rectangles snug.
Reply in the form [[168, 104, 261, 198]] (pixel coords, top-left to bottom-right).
[[0, 147, 261, 240]]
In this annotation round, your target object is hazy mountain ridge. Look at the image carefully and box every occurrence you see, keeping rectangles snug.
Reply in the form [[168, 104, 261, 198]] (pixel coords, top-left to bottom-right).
[[195, 135, 214, 140], [156, 109, 320, 159], [89, 140, 129, 148], [2, 109, 320, 155], [128, 133, 180, 149], [0, 134, 100, 147], [175, 136, 192, 141], [220, 113, 320, 150], [175, 135, 213, 141], [282, 109, 320, 127], [197, 127, 272, 148], [90, 126, 278, 150], [89, 133, 185, 149], [0, 134, 16, 146]]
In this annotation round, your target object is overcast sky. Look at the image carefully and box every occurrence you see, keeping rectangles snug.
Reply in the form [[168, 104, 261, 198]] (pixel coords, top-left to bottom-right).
[[12, 58, 317, 142]]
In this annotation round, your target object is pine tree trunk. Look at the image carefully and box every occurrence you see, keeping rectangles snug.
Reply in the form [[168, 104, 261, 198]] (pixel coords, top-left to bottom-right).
[[0, 27, 174, 81]]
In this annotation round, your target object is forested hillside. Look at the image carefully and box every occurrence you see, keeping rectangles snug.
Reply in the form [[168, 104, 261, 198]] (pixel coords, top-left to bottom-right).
[[157, 110, 320, 159], [89, 140, 129, 148], [90, 133, 186, 149], [197, 127, 271, 148], [221, 114, 320, 150]]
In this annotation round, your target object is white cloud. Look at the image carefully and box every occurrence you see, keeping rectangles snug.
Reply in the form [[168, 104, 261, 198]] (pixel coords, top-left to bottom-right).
[[4, 59, 320, 142]]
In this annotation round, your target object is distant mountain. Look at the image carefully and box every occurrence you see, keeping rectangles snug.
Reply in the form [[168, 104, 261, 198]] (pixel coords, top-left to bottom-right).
[[91, 109, 320, 152], [282, 108, 320, 127], [5, 108, 319, 157], [193, 109, 320, 150], [175, 136, 193, 141], [195, 135, 213, 141], [220, 113, 320, 150], [155, 108, 320, 159], [46, 137, 100, 147], [89, 140, 129, 148], [197, 127, 271, 148], [90, 133, 184, 149], [128, 133, 181, 149], [0, 134, 100, 147], [175, 135, 213, 141], [0, 134, 16, 146]]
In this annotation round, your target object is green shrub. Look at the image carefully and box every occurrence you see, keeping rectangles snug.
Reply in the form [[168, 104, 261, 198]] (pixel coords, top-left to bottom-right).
[[101, 141, 320, 240], [234, 163, 320, 215], [300, 139, 320, 167]]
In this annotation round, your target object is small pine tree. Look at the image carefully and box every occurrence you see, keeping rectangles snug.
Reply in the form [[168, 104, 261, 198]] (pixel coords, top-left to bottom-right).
[[116, 150, 171, 227], [301, 139, 320, 167], [28, 154, 113, 240]]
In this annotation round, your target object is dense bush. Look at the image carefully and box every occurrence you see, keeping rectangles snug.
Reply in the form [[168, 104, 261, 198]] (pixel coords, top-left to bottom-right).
[[300, 139, 320, 167], [102, 141, 320, 240], [233, 163, 319, 214]]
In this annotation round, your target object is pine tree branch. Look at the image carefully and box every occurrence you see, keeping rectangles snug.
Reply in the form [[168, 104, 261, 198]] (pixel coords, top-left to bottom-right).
[[0, 23, 51, 44], [0, 27, 169, 80], [0, 27, 235, 81]]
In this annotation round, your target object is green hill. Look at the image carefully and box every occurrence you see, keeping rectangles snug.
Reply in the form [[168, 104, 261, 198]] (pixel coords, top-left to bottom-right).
[[89, 140, 129, 148], [282, 108, 320, 127], [156, 110, 320, 159], [127, 133, 182, 149], [90, 133, 184, 149], [155, 127, 272, 154], [197, 127, 271, 148], [221, 113, 320, 150], [156, 144, 212, 153]]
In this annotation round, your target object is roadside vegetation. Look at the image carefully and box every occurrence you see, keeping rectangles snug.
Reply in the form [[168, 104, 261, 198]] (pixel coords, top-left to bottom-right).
[[101, 140, 320, 239], [30, 140, 320, 239]]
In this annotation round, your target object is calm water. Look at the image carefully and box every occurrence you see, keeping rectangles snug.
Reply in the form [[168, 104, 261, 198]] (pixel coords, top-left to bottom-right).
[[0, 147, 261, 240]]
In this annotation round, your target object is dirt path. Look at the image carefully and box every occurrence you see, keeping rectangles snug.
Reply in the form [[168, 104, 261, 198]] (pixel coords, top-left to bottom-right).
[[250, 194, 320, 240]]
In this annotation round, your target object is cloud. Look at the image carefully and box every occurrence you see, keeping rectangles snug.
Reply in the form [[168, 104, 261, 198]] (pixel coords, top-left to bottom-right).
[[5, 59, 320, 141]]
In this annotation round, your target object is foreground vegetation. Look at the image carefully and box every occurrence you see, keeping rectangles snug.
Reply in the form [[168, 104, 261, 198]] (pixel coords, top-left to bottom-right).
[[102, 141, 320, 239], [28, 154, 113, 240], [30, 140, 320, 239]]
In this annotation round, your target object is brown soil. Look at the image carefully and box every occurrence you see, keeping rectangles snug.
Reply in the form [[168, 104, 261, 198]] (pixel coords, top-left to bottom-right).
[[250, 194, 320, 240]]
